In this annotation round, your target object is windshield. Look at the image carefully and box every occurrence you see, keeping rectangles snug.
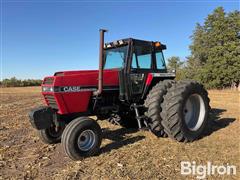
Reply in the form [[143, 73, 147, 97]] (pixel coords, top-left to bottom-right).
[[104, 45, 128, 69]]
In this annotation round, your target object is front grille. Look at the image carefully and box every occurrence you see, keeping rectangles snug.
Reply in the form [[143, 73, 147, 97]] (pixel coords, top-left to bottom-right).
[[45, 95, 58, 109], [43, 78, 54, 85]]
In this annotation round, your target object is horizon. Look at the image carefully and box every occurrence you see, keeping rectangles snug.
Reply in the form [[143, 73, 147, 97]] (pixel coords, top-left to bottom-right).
[[1, 0, 239, 80]]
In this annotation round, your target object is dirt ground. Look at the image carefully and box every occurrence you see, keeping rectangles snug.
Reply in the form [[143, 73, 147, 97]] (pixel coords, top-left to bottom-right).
[[0, 87, 239, 179]]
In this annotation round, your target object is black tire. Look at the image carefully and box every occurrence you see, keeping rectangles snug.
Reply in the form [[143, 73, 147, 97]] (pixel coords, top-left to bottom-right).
[[61, 117, 102, 160], [38, 126, 64, 144], [161, 80, 210, 142], [145, 80, 175, 137]]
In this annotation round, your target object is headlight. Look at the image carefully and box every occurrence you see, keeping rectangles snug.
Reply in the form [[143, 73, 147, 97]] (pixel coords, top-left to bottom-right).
[[42, 86, 54, 92]]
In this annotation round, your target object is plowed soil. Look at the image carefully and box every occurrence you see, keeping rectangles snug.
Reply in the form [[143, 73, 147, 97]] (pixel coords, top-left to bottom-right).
[[0, 87, 239, 179]]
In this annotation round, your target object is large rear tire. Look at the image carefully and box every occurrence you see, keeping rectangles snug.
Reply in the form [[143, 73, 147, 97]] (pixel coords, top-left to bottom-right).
[[161, 80, 210, 142], [61, 117, 102, 160], [145, 80, 175, 137]]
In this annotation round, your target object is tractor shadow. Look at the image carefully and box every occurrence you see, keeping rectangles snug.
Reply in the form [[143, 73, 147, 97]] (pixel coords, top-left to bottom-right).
[[99, 108, 235, 152], [200, 108, 236, 139], [100, 127, 145, 154]]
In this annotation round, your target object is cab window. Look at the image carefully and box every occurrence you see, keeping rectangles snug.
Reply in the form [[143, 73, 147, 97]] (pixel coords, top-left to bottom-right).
[[156, 52, 166, 70]]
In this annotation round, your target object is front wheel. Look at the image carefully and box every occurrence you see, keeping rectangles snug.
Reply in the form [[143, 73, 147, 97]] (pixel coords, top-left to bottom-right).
[[38, 126, 64, 144], [61, 117, 102, 160]]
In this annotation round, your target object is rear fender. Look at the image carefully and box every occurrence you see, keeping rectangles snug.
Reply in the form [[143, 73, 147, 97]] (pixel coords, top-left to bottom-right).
[[142, 73, 175, 99]]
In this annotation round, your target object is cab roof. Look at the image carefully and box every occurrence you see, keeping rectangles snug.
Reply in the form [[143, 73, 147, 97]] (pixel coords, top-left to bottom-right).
[[105, 38, 167, 50]]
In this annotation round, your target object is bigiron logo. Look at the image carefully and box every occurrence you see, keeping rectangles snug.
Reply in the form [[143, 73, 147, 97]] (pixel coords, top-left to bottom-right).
[[181, 161, 237, 179]]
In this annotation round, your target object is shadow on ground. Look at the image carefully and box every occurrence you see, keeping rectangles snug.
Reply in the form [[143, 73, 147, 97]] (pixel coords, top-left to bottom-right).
[[101, 127, 145, 154], [201, 108, 236, 138], [99, 108, 236, 152]]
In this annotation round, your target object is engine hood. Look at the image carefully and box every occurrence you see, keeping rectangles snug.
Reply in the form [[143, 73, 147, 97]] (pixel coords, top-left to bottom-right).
[[42, 68, 120, 87]]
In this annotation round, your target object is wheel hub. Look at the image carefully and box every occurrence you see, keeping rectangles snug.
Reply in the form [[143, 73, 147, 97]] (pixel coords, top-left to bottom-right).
[[77, 130, 96, 151], [183, 94, 206, 131]]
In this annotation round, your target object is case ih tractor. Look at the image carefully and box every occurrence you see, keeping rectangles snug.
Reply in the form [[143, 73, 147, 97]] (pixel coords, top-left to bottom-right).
[[29, 29, 210, 160]]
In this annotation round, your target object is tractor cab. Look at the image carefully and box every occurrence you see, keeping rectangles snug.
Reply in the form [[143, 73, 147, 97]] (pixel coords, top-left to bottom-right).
[[103, 38, 173, 102], [103, 38, 167, 71]]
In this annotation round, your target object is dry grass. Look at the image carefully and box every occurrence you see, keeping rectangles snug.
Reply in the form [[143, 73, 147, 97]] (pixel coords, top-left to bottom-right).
[[0, 87, 239, 179], [0, 86, 41, 94]]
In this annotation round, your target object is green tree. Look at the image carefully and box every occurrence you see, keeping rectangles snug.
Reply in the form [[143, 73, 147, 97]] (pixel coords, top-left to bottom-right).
[[186, 7, 240, 89], [167, 56, 185, 80], [167, 56, 184, 69]]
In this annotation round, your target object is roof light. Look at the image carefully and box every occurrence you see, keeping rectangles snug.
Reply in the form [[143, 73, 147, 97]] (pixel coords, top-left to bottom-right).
[[113, 41, 119, 46], [118, 40, 124, 45], [155, 42, 161, 47], [106, 43, 112, 48]]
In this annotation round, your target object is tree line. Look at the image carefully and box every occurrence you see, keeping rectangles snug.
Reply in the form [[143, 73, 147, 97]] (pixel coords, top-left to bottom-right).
[[0, 77, 42, 87], [167, 7, 240, 89]]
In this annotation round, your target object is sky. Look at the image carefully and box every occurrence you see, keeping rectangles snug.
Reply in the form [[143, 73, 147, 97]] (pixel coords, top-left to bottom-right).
[[1, 0, 239, 79]]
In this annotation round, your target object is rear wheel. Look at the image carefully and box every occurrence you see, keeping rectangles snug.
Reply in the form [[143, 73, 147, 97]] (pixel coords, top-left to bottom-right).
[[61, 117, 102, 160], [38, 126, 64, 144], [145, 80, 175, 137], [161, 80, 210, 142]]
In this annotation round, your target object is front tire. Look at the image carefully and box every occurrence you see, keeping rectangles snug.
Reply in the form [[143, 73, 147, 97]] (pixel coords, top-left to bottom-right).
[[61, 117, 102, 160], [161, 80, 210, 142], [38, 126, 64, 144]]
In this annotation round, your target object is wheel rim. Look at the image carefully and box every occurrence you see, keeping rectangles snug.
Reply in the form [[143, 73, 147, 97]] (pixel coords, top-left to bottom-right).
[[77, 130, 96, 151], [183, 94, 206, 131]]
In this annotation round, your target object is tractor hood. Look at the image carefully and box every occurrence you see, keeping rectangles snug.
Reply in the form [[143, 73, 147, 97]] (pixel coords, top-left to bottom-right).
[[41, 68, 120, 115], [42, 68, 120, 88], [54, 70, 102, 77]]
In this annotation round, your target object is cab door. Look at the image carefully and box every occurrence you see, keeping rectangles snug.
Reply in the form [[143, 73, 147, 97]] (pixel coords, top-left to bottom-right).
[[125, 41, 155, 102]]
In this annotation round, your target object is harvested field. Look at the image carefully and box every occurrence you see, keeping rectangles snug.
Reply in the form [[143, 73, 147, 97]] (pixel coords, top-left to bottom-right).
[[0, 87, 239, 179]]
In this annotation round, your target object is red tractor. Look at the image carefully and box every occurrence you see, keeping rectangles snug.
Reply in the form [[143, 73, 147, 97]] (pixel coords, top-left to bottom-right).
[[29, 30, 210, 160]]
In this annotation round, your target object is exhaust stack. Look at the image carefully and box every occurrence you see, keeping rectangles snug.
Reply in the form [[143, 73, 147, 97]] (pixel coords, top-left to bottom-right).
[[93, 29, 108, 96]]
